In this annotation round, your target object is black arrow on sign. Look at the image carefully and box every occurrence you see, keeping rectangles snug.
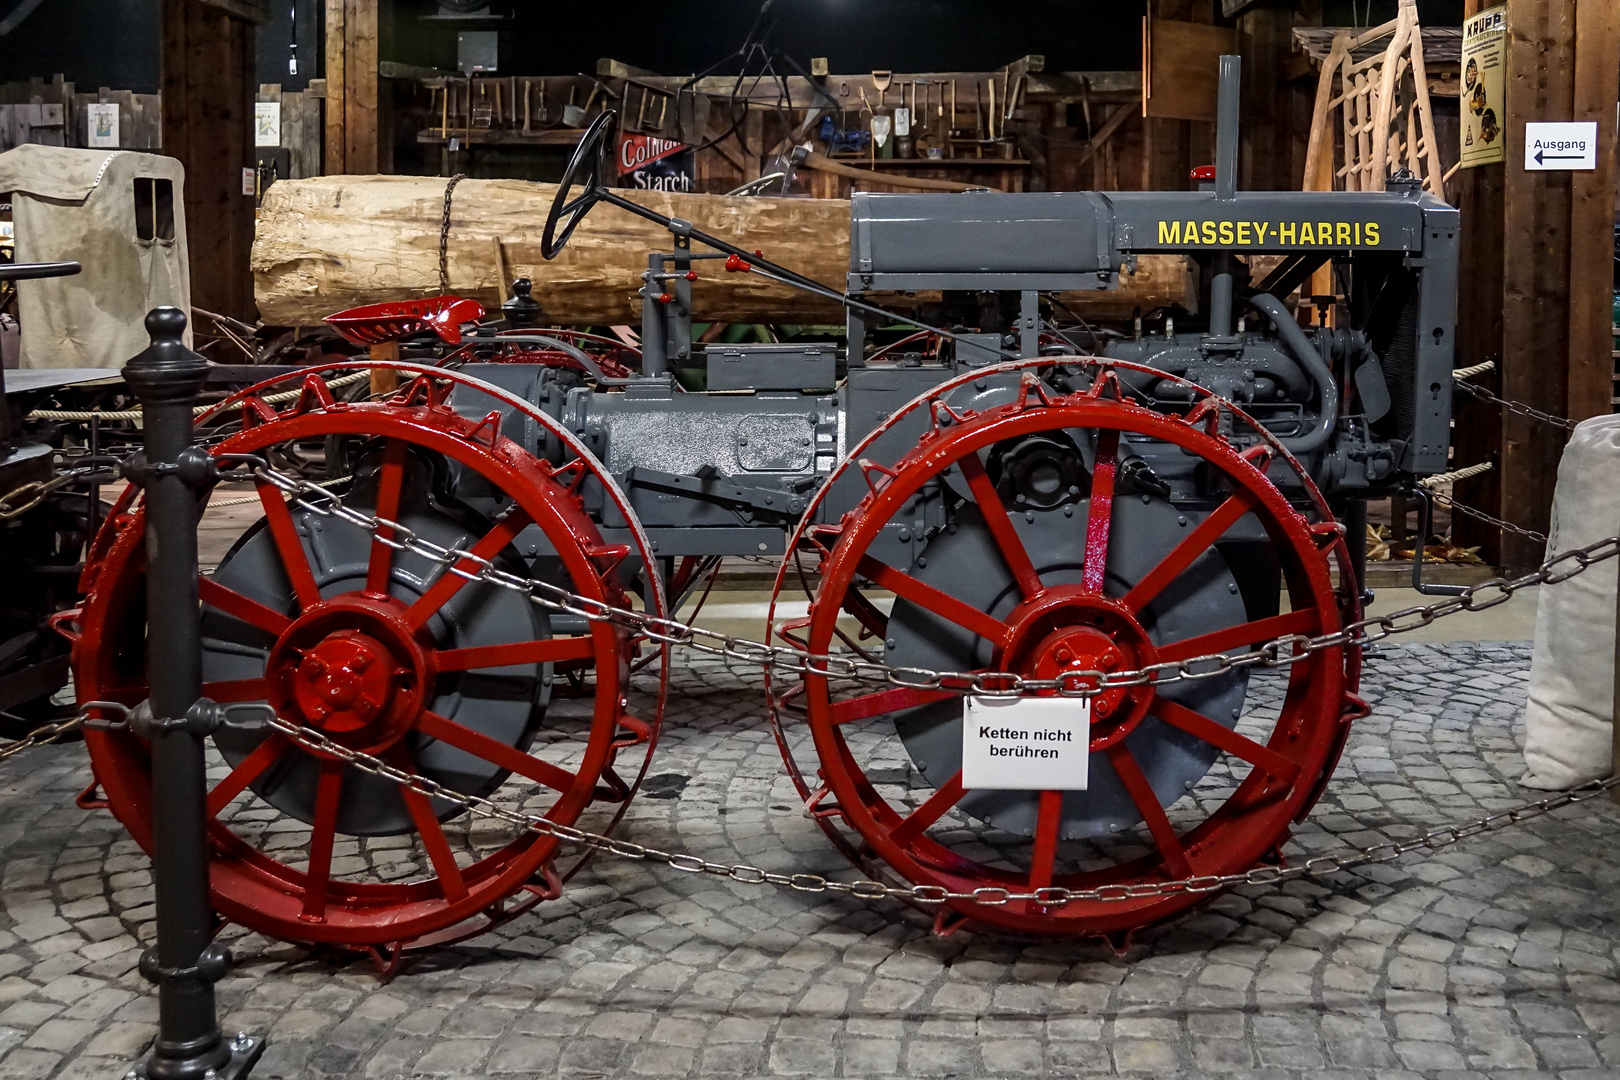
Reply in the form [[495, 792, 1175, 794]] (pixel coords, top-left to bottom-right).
[[1534, 149, 1585, 164]]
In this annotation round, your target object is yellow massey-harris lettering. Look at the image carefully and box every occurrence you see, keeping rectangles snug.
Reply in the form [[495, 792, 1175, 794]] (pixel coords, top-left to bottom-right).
[[1150, 219, 1386, 247]]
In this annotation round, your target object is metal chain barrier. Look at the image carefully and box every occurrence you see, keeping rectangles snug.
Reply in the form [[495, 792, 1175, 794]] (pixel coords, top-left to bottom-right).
[[6, 457, 1620, 910], [243, 457, 1620, 701], [6, 693, 1619, 911], [0, 702, 130, 762], [1453, 368, 1579, 432], [0, 462, 115, 520], [209, 700, 1616, 910], [1424, 486, 1549, 545], [439, 174, 468, 295]]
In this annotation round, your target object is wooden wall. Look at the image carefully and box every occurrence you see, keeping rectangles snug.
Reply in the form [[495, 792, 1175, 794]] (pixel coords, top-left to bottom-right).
[[0, 77, 161, 153], [1237, 0, 1321, 190], [256, 83, 323, 178], [1454, 0, 1620, 574], [162, 0, 258, 320]]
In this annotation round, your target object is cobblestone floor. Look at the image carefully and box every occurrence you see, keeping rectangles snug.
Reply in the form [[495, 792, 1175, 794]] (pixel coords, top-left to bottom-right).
[[3, 642, 1619, 1080]]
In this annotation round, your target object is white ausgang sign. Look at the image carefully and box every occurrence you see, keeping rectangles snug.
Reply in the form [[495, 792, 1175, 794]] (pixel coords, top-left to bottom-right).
[[962, 696, 1091, 790], [1524, 121, 1597, 170]]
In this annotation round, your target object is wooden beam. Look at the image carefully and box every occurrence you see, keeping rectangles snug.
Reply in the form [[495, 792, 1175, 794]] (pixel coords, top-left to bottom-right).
[[324, 0, 382, 175], [323, 0, 345, 174], [1074, 103, 1135, 171], [163, 0, 256, 319], [1566, 0, 1620, 421], [1141, 0, 1213, 191], [196, 0, 270, 24], [1499, 0, 1578, 573]]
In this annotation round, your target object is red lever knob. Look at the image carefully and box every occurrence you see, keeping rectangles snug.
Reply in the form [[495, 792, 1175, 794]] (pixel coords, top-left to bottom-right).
[[725, 253, 752, 273], [657, 292, 673, 303], [685, 271, 699, 281]]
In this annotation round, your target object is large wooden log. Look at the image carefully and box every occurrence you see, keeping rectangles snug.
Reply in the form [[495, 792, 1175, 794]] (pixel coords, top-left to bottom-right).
[[251, 175, 1194, 327]]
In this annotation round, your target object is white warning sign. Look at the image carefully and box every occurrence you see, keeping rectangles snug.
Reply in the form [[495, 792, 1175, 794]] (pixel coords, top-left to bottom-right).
[[962, 696, 1091, 791]]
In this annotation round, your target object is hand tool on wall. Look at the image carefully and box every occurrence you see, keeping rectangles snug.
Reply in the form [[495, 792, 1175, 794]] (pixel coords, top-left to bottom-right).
[[975, 79, 984, 144], [1004, 71, 1026, 125], [561, 85, 584, 127], [872, 70, 892, 110], [522, 78, 532, 135]]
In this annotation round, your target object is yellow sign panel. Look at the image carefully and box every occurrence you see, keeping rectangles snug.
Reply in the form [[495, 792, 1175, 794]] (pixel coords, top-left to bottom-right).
[[1460, 6, 1507, 168], [1154, 219, 1383, 247]]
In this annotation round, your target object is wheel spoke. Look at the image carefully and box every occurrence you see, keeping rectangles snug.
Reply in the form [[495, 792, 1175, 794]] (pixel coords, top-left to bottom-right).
[[956, 452, 1043, 600], [365, 439, 409, 596], [1105, 744, 1192, 877], [856, 555, 1012, 647], [200, 677, 269, 704], [198, 577, 291, 636], [417, 711, 577, 794], [436, 635, 596, 673], [1153, 697, 1301, 782], [387, 748, 470, 903], [206, 733, 289, 818], [1028, 789, 1064, 891], [1080, 429, 1120, 595], [840, 588, 890, 640], [830, 686, 957, 726], [300, 760, 345, 921], [1122, 491, 1257, 614], [256, 481, 323, 610], [402, 511, 532, 632], [1154, 608, 1319, 665], [891, 770, 966, 847]]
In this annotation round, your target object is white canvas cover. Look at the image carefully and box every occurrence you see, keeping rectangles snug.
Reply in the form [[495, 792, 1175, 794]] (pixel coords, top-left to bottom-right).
[[1521, 414, 1620, 789], [0, 144, 190, 368]]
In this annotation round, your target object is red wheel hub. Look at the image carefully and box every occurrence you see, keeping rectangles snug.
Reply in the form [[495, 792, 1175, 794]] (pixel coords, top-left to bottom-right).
[[293, 633, 394, 730], [997, 588, 1157, 747], [266, 597, 432, 753]]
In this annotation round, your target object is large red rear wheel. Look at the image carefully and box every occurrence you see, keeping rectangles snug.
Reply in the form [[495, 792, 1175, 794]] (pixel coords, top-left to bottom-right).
[[70, 368, 665, 952], [771, 365, 1361, 938]]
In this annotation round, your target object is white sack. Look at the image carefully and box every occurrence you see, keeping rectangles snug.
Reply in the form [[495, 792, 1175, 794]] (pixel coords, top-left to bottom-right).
[[1521, 414, 1620, 789]]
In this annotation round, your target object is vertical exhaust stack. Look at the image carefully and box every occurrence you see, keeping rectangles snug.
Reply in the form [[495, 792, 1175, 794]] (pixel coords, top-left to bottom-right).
[[1208, 54, 1241, 337]]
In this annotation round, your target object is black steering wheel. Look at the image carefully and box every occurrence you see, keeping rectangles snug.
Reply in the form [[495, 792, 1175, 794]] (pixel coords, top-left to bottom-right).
[[542, 110, 616, 260]]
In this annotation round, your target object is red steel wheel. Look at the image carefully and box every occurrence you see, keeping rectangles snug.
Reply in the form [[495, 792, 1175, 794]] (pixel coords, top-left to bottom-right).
[[772, 367, 1358, 938], [71, 368, 665, 951]]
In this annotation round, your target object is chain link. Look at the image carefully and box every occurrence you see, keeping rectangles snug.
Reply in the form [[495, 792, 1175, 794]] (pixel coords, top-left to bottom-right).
[[233, 701, 1620, 909], [243, 459, 1620, 701], [0, 702, 130, 762], [1453, 376, 1579, 432], [439, 174, 467, 295], [1423, 487, 1549, 545], [0, 463, 117, 520]]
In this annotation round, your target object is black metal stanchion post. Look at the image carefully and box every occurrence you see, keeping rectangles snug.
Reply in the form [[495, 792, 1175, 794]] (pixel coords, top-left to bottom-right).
[[122, 309, 264, 1080]]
